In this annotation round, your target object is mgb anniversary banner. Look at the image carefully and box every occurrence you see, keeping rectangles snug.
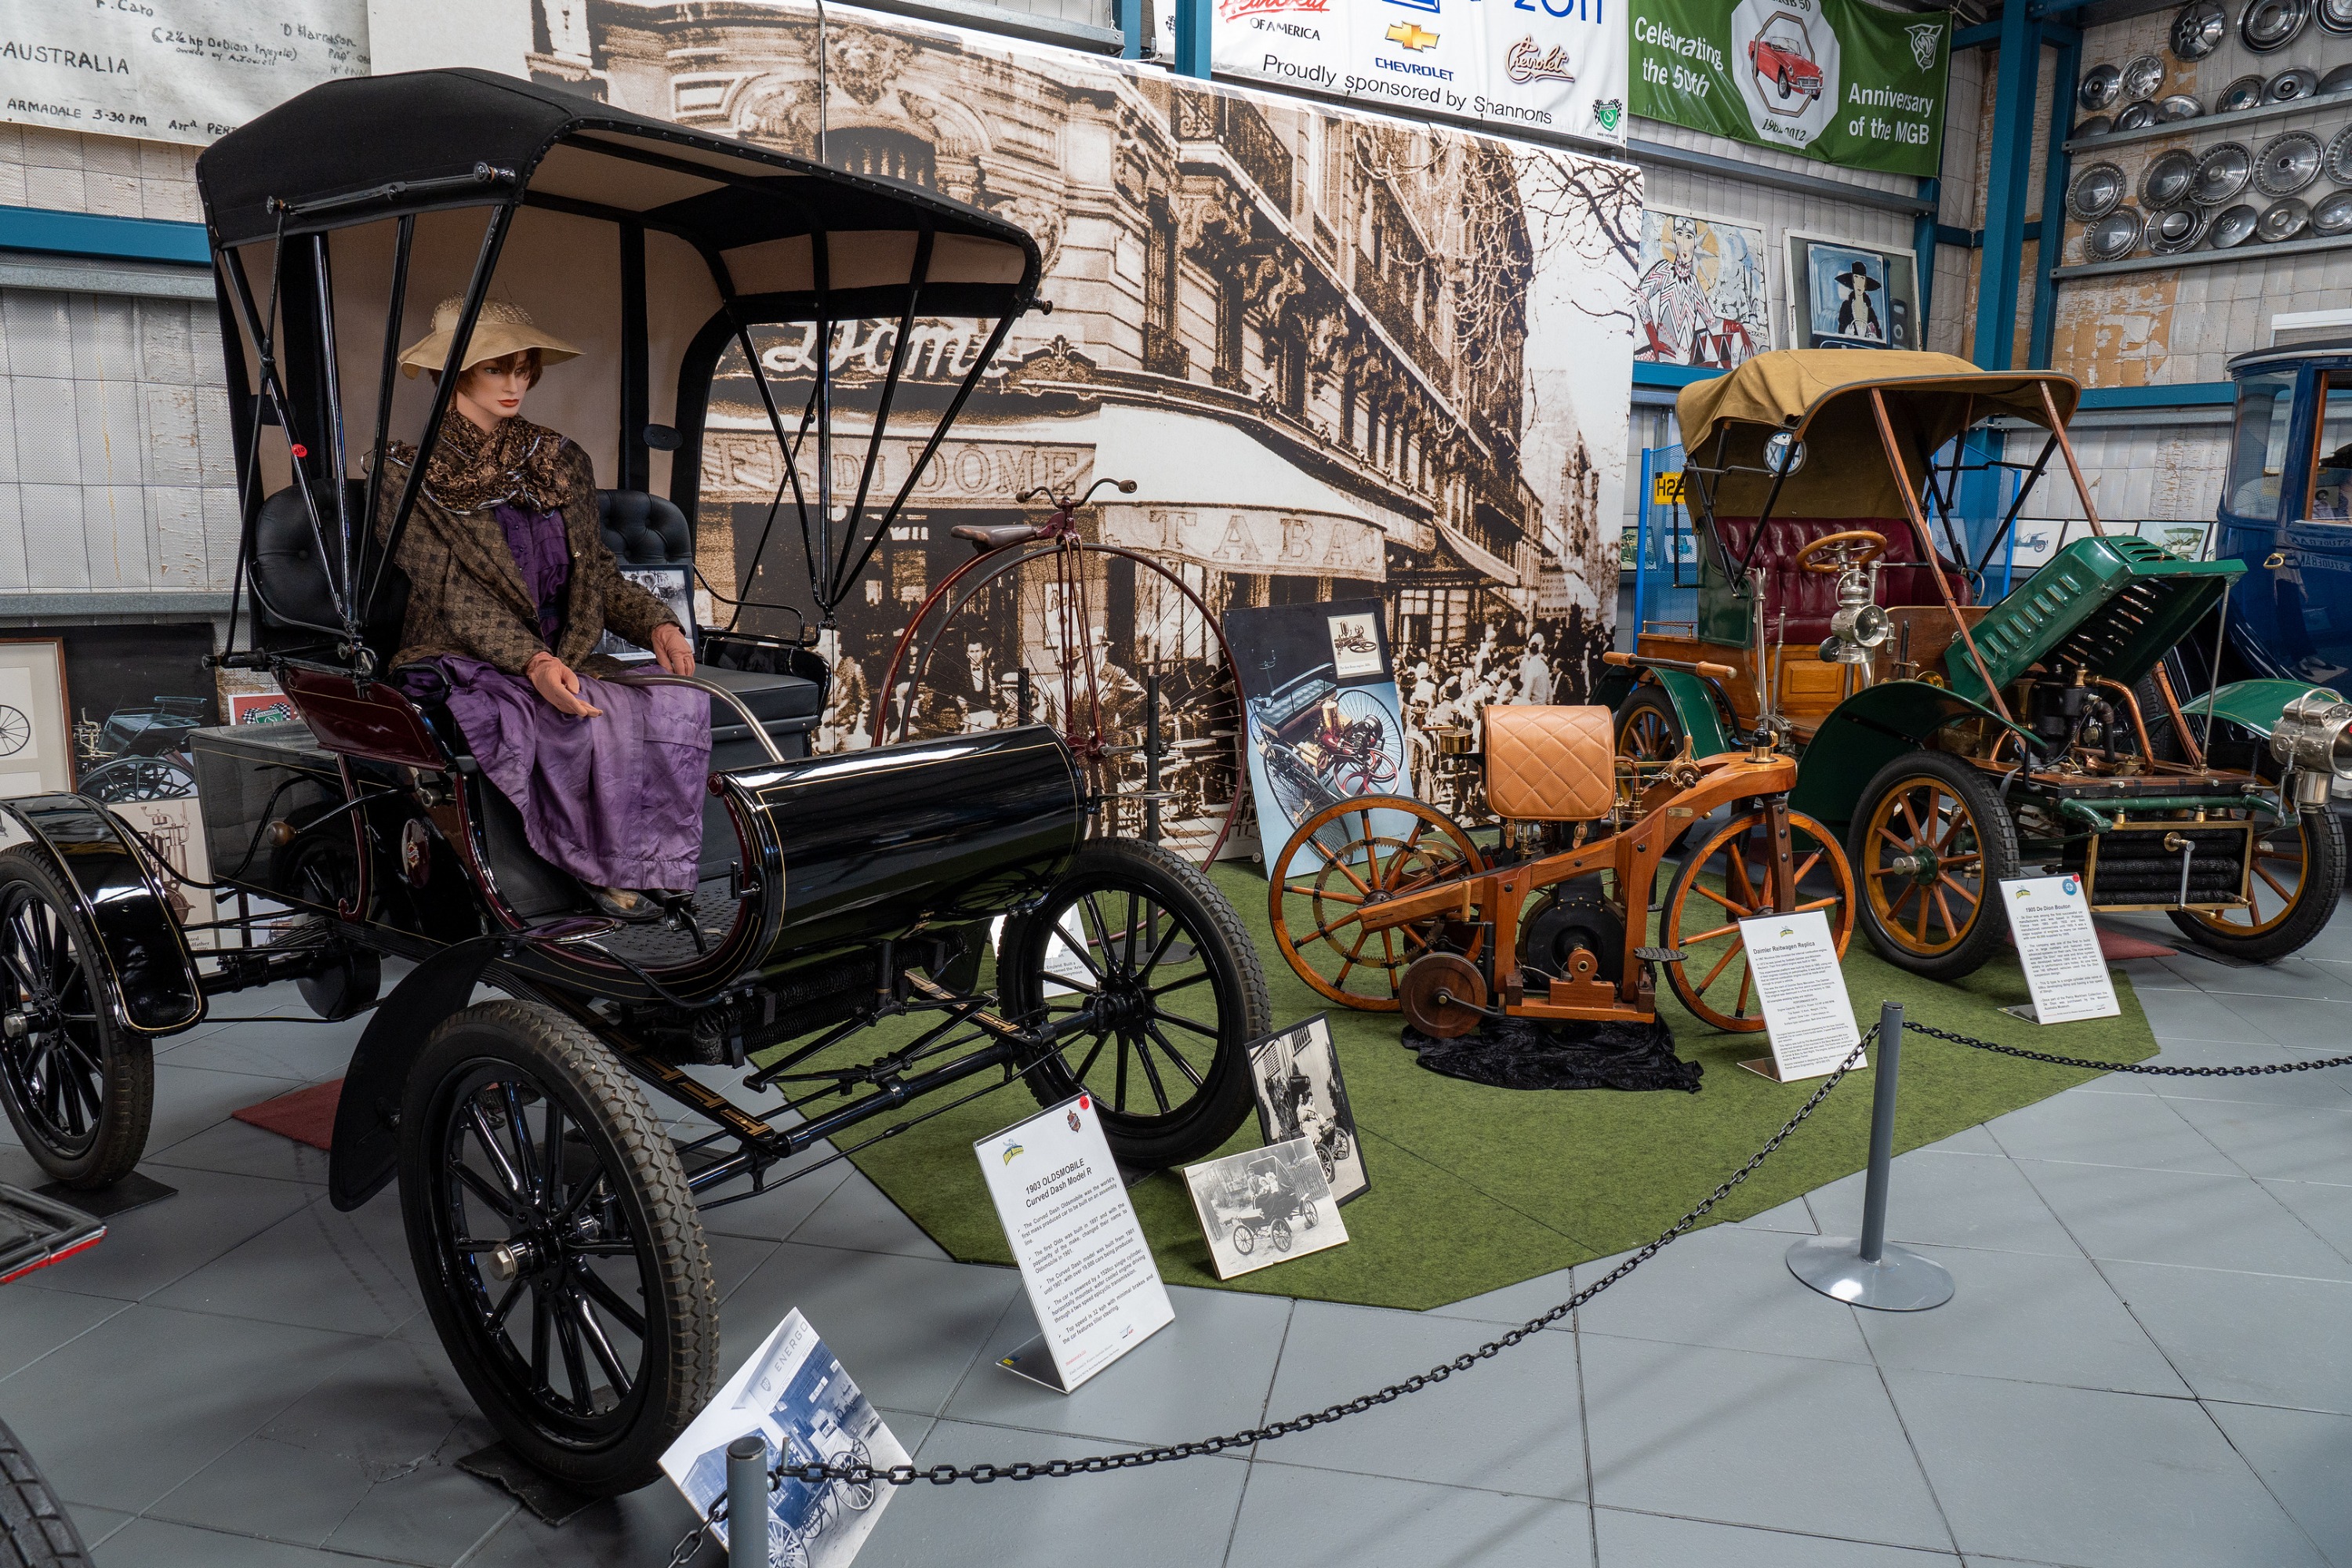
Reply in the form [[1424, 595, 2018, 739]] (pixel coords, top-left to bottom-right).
[[1628, 0, 1947, 176], [1178, 0, 1629, 146]]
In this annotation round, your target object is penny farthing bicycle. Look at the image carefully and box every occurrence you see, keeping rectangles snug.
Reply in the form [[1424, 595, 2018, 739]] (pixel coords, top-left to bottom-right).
[[875, 478, 1246, 865]]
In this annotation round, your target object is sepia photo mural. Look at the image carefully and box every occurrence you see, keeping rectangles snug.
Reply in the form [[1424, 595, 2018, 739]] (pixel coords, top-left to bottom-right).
[[541, 0, 1635, 846]]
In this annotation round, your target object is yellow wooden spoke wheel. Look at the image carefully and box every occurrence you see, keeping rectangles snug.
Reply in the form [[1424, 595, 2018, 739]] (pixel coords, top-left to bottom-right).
[[2168, 808, 2345, 962], [1660, 807, 1855, 1033], [1268, 797, 1485, 1011], [1849, 752, 2020, 982]]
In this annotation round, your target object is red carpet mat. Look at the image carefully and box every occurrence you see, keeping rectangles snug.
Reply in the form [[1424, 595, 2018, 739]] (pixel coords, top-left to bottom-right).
[[231, 1079, 343, 1150]]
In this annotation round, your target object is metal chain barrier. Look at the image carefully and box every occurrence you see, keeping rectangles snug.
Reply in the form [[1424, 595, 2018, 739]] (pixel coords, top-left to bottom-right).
[[1901, 1019, 2352, 1077], [662, 1032, 1872, 1563]]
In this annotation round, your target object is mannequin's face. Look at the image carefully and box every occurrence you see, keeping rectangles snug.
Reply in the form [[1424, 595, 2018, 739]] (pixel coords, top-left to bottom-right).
[[452, 351, 536, 432]]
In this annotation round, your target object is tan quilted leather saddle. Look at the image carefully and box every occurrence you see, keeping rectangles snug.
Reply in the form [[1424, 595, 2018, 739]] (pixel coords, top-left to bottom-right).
[[1484, 705, 1614, 822]]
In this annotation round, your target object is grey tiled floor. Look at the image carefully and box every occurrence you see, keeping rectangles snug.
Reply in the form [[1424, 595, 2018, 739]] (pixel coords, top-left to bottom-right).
[[10, 900, 2352, 1567]]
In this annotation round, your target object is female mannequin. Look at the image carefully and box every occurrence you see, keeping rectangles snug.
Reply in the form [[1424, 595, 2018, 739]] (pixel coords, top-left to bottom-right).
[[378, 297, 706, 922]]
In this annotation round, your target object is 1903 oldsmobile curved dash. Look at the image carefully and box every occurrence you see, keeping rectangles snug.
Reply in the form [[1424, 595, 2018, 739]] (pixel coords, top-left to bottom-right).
[[0, 71, 1269, 1491]]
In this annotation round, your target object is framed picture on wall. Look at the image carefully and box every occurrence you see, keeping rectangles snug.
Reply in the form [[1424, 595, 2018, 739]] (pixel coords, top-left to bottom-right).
[[1785, 231, 1921, 352], [0, 640, 72, 800], [1635, 208, 1774, 370]]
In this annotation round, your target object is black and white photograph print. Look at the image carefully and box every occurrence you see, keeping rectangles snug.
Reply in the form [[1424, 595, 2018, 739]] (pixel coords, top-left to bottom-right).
[[1250, 1014, 1368, 1207], [662, 1309, 907, 1568], [551, 0, 1635, 859], [1182, 1138, 1348, 1279]]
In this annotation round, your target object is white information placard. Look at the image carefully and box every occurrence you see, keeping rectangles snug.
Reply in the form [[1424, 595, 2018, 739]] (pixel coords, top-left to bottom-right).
[[1998, 874, 2121, 1025], [976, 1093, 1174, 1392], [0, 0, 368, 147], [1737, 907, 1864, 1082]]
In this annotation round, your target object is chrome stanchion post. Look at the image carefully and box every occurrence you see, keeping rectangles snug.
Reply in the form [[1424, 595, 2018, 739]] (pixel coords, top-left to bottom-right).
[[1786, 1000, 1955, 1311], [726, 1432, 767, 1568]]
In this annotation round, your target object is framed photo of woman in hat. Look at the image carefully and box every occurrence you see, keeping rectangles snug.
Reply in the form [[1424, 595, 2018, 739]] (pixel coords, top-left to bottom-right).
[[1785, 232, 1920, 352]]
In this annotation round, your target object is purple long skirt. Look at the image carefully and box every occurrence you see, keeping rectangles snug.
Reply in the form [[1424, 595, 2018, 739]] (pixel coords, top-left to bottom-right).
[[426, 658, 712, 892]]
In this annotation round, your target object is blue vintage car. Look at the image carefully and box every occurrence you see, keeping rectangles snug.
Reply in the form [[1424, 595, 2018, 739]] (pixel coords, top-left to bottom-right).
[[2219, 336, 2352, 687]]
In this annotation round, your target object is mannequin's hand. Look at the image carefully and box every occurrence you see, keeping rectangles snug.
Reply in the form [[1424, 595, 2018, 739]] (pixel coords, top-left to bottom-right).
[[526, 653, 602, 717], [652, 622, 695, 677]]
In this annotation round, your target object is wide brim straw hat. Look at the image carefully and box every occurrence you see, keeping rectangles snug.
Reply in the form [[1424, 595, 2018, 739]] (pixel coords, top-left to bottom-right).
[[397, 296, 580, 379]]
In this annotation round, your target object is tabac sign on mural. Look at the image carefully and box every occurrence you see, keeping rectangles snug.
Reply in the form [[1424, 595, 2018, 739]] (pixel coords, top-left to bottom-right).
[[1628, 0, 1947, 176], [1184, 0, 1628, 144]]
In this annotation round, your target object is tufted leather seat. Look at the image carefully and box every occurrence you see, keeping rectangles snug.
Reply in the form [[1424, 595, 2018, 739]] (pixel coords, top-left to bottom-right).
[[1712, 517, 1972, 642], [1485, 706, 1615, 822], [594, 489, 822, 733], [252, 481, 408, 662]]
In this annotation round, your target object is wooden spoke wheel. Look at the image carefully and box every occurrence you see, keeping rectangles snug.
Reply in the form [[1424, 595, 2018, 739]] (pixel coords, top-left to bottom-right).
[[1661, 807, 1855, 1033], [2169, 808, 2346, 962], [1268, 796, 1486, 1011], [1849, 753, 2020, 981]]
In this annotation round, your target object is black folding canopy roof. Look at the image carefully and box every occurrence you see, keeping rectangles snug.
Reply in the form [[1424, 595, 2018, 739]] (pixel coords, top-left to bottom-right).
[[195, 69, 1044, 635], [196, 67, 1040, 318]]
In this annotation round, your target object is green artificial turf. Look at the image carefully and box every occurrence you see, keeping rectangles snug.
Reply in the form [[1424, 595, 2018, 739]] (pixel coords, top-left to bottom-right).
[[782, 864, 2158, 1312]]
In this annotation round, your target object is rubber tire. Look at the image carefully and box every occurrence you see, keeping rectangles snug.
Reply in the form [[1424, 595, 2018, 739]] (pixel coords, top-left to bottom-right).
[[397, 1000, 717, 1494], [2168, 808, 2347, 962], [0, 1417, 87, 1567], [1848, 751, 2021, 982], [0, 847, 154, 1189], [1002, 837, 1269, 1169], [1233, 1221, 1255, 1255]]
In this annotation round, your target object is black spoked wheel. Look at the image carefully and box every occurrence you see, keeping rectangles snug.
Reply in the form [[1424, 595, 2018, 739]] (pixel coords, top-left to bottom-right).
[[398, 1000, 717, 1494], [0, 848, 153, 1188], [0, 1416, 87, 1566], [1232, 1221, 1256, 1255], [1000, 838, 1270, 1168]]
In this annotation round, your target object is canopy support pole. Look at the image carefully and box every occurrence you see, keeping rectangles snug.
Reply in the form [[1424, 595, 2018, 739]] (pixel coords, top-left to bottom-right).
[[366, 205, 516, 629], [1871, 388, 2011, 724], [2038, 379, 2106, 539]]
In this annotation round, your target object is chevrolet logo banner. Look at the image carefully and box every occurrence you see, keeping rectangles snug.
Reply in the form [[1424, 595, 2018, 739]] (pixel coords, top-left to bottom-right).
[[1384, 20, 1439, 49]]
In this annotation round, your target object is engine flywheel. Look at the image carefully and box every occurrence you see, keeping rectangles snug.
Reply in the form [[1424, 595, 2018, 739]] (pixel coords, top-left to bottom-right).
[[1399, 951, 1489, 1039]]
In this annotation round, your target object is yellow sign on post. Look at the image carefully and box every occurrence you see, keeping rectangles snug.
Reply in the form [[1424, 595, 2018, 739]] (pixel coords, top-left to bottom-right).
[[1652, 470, 1686, 505]]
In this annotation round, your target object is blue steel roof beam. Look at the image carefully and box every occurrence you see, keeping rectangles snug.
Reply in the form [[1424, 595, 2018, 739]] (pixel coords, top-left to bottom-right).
[[1973, 3, 2041, 370], [2030, 29, 2081, 369]]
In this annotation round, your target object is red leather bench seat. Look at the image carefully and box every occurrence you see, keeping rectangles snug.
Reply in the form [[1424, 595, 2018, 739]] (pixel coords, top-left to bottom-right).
[[1711, 517, 1972, 642]]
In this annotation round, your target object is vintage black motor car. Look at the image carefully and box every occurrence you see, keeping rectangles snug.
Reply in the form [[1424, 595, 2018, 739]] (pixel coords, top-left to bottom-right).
[[0, 70, 1269, 1491]]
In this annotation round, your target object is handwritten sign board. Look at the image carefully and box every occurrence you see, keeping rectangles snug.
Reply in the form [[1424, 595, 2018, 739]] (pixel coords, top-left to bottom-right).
[[1737, 907, 1864, 1082], [0, 0, 368, 147], [977, 1094, 1173, 1392], [1999, 874, 2121, 1025]]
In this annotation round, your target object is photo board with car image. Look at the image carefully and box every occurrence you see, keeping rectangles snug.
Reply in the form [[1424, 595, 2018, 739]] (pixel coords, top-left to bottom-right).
[[1225, 599, 1414, 866], [1248, 1015, 1369, 1207], [1183, 1137, 1348, 1279], [661, 1308, 906, 1568]]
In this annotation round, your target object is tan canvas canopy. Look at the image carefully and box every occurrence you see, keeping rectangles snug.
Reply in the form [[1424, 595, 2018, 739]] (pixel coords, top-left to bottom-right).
[[1675, 350, 2082, 518]]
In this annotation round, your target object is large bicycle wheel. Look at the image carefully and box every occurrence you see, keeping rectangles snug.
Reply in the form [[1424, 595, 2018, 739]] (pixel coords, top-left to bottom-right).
[[398, 1000, 717, 1493], [877, 539, 1243, 865], [1660, 808, 1855, 1033], [1268, 797, 1486, 1011]]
